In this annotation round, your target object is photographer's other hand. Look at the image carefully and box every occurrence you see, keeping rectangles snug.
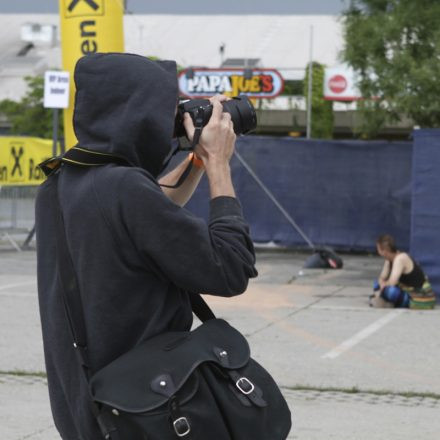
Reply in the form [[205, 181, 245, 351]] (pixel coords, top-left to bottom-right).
[[183, 94, 236, 198], [183, 95, 235, 165]]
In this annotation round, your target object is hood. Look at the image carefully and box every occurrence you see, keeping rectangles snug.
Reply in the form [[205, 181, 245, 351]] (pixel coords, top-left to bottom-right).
[[73, 53, 178, 178]]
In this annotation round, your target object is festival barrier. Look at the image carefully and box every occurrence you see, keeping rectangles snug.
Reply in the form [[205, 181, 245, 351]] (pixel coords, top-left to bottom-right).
[[0, 136, 54, 186], [410, 130, 440, 300], [0, 137, 55, 249], [184, 136, 413, 252], [0, 135, 415, 253]]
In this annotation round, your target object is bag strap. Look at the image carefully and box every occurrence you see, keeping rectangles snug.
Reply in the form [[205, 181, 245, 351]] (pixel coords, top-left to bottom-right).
[[52, 171, 216, 374], [52, 170, 216, 438], [51, 172, 121, 439], [53, 173, 92, 377], [189, 291, 216, 321]]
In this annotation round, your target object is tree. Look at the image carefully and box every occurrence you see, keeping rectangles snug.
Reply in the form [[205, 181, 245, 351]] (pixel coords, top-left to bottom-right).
[[342, 0, 440, 136], [281, 80, 304, 96], [304, 62, 334, 139], [0, 75, 63, 139]]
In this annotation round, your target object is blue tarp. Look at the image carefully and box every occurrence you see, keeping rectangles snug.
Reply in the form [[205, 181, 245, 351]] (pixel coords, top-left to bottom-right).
[[410, 130, 440, 300], [181, 136, 412, 251]]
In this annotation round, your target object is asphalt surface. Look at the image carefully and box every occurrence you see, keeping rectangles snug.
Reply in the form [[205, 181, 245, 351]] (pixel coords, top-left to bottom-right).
[[0, 246, 439, 440]]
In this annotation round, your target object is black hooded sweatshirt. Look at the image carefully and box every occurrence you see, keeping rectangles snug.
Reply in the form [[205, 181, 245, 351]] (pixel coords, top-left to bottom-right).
[[35, 53, 257, 440]]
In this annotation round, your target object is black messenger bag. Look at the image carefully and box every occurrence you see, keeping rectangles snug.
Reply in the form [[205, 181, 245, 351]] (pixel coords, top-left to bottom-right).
[[90, 317, 292, 439], [51, 172, 292, 440]]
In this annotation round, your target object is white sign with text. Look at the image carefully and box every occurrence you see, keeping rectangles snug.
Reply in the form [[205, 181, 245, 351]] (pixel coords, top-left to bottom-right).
[[44, 71, 70, 109]]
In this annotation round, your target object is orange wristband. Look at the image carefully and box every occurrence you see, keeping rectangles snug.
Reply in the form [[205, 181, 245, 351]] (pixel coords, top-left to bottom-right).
[[188, 152, 204, 169]]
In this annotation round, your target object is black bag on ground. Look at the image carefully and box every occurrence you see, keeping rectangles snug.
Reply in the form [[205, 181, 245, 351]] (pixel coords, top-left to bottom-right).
[[50, 171, 292, 440]]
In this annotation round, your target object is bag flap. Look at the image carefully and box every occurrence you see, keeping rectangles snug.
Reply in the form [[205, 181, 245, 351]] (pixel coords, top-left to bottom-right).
[[89, 319, 250, 412]]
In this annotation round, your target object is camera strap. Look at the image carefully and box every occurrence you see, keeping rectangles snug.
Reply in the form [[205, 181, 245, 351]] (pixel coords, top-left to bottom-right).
[[159, 158, 195, 189], [40, 106, 207, 189], [191, 127, 202, 150], [159, 114, 205, 189], [191, 108, 205, 149], [39, 143, 198, 190], [39, 146, 129, 177]]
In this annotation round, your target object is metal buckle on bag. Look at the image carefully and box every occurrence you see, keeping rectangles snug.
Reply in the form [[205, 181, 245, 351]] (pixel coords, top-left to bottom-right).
[[236, 377, 255, 395], [173, 417, 191, 437]]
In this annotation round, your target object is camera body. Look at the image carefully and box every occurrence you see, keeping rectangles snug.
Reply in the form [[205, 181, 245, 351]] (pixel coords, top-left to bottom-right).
[[174, 95, 257, 139]]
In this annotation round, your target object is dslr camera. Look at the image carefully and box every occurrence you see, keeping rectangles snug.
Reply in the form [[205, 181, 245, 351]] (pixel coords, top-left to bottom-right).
[[174, 95, 257, 141]]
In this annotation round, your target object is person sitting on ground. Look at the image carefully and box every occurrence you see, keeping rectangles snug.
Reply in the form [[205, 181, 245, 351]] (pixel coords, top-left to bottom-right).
[[370, 234, 436, 309]]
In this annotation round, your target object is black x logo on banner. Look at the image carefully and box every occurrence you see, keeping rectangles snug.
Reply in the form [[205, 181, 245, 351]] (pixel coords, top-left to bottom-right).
[[68, 0, 99, 12], [11, 146, 24, 177]]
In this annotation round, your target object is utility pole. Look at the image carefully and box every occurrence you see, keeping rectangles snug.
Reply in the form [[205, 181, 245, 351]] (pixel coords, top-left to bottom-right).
[[306, 25, 314, 139]]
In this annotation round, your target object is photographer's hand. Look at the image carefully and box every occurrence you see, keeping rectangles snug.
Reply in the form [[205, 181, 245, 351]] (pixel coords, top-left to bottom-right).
[[183, 95, 236, 199]]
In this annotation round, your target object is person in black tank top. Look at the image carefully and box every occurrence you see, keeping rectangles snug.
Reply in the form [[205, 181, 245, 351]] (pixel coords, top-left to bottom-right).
[[398, 258, 425, 289], [370, 235, 435, 309]]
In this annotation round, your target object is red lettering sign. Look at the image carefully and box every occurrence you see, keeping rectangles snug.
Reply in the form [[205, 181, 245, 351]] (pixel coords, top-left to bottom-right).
[[260, 75, 274, 93], [329, 75, 347, 94]]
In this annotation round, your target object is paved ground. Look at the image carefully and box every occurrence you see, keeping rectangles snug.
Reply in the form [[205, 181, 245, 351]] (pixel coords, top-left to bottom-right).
[[0, 246, 439, 440]]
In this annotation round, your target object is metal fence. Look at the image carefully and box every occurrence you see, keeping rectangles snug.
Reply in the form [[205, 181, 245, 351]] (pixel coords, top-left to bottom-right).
[[0, 186, 37, 250]]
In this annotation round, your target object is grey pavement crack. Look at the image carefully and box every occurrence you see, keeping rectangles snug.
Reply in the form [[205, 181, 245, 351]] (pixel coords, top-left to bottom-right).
[[18, 425, 54, 440], [245, 285, 347, 337], [281, 385, 440, 408]]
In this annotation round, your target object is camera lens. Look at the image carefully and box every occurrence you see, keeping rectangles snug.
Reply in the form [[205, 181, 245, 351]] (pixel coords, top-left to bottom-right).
[[222, 95, 257, 135], [174, 95, 257, 139]]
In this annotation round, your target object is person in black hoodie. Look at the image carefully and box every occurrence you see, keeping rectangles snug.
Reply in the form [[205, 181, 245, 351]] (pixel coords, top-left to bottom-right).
[[35, 53, 257, 440]]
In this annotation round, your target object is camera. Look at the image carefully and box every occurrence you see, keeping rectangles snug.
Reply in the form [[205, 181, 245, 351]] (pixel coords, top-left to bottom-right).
[[174, 95, 257, 139]]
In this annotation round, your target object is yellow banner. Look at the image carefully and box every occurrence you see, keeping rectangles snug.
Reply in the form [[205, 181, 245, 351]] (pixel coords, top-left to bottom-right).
[[0, 137, 56, 186], [59, 0, 124, 150]]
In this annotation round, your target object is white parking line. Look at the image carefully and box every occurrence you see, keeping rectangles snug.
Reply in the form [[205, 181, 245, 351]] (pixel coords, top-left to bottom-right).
[[322, 309, 405, 359], [312, 305, 371, 312]]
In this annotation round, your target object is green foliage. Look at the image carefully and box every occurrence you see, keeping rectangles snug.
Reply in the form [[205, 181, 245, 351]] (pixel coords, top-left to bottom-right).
[[0, 75, 63, 139], [281, 80, 304, 96], [342, 0, 440, 136], [354, 100, 389, 139], [303, 62, 334, 139]]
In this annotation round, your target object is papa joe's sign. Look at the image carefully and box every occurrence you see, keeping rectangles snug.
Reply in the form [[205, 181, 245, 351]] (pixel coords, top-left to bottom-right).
[[178, 68, 284, 99]]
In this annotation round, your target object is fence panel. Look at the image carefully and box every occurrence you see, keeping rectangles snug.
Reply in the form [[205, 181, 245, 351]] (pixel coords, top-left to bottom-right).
[[0, 186, 37, 250], [0, 136, 414, 253], [183, 136, 413, 252], [410, 129, 440, 300]]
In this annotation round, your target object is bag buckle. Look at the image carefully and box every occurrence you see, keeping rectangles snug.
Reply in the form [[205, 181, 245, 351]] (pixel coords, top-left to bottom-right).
[[173, 417, 191, 437], [236, 377, 255, 395]]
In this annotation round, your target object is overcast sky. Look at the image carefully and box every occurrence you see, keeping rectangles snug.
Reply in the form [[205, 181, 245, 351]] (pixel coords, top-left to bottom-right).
[[0, 0, 347, 15]]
